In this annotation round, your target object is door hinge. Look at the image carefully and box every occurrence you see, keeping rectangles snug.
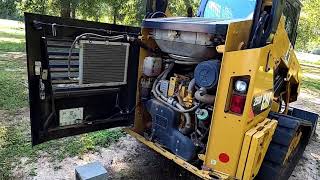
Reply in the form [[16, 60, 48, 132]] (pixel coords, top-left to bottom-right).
[[35, 61, 42, 76], [39, 79, 45, 100]]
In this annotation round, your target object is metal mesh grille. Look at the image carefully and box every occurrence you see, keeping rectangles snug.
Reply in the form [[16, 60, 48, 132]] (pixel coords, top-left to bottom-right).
[[80, 42, 129, 85]]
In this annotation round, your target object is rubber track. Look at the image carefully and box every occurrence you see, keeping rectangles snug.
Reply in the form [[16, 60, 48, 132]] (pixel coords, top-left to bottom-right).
[[255, 112, 312, 180]]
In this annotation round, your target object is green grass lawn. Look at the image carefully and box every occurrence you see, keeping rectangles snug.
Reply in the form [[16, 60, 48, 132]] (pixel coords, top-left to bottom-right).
[[0, 55, 28, 110], [0, 19, 126, 179], [301, 66, 320, 92], [0, 19, 25, 52]]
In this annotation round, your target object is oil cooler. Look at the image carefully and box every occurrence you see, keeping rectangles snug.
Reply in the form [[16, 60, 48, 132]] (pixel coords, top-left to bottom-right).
[[79, 40, 130, 86]]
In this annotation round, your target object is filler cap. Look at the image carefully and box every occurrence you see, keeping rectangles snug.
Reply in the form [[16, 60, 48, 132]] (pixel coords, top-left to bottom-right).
[[194, 60, 221, 89]]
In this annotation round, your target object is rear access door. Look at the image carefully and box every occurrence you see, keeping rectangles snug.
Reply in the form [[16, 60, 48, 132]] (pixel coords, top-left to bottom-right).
[[25, 13, 140, 145]]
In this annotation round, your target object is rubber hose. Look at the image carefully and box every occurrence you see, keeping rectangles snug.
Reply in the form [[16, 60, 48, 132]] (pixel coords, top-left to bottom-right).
[[187, 78, 196, 93], [195, 89, 216, 105], [174, 60, 200, 65], [175, 103, 192, 135], [154, 84, 192, 134], [152, 63, 174, 93], [154, 83, 199, 113]]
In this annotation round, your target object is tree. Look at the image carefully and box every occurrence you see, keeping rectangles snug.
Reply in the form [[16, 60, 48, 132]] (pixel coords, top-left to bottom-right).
[[60, 0, 71, 17], [296, 0, 320, 51], [18, 0, 56, 17], [168, 0, 199, 17], [0, 0, 21, 20]]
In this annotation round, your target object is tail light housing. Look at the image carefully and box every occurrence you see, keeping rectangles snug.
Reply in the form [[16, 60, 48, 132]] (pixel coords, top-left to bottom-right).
[[229, 77, 250, 115], [230, 94, 246, 114]]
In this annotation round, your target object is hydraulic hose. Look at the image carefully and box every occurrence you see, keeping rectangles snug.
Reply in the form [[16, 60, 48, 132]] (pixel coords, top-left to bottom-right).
[[175, 103, 192, 135], [154, 83, 199, 113], [151, 63, 174, 93], [174, 60, 200, 65], [195, 88, 216, 105], [154, 83, 193, 134], [151, 63, 198, 134], [187, 78, 196, 93]]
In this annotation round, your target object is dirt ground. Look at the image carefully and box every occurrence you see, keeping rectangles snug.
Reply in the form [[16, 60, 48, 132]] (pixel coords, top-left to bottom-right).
[[8, 88, 319, 180]]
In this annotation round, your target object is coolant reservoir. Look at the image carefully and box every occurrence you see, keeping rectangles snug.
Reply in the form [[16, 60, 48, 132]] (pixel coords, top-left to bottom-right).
[[143, 56, 162, 77]]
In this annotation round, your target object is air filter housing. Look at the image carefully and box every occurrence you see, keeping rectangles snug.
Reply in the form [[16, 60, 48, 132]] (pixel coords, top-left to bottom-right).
[[79, 41, 130, 86]]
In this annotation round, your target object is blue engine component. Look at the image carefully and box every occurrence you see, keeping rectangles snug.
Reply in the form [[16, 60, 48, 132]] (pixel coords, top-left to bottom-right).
[[194, 60, 221, 89], [146, 99, 196, 161]]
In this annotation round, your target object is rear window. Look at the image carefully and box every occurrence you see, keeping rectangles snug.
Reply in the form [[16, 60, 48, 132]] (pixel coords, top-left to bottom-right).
[[203, 0, 257, 20]]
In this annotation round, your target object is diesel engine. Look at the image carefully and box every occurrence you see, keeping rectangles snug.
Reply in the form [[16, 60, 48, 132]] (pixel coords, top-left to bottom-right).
[[139, 17, 227, 161]]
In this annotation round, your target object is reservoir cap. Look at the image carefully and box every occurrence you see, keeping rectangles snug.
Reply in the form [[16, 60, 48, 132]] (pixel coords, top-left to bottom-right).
[[194, 60, 221, 89]]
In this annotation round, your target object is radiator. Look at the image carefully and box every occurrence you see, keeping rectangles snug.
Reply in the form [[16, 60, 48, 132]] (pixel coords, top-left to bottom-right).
[[79, 41, 130, 86]]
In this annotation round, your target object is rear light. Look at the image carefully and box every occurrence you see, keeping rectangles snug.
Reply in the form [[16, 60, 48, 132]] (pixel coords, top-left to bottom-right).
[[230, 94, 246, 114], [234, 80, 248, 93], [228, 77, 250, 115]]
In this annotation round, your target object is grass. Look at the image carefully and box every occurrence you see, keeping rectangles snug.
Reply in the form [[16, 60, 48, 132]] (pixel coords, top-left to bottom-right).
[[0, 19, 25, 52], [0, 122, 125, 179], [301, 66, 320, 92], [0, 19, 126, 179], [300, 59, 320, 66], [0, 57, 28, 110], [0, 41, 25, 52], [302, 77, 320, 91]]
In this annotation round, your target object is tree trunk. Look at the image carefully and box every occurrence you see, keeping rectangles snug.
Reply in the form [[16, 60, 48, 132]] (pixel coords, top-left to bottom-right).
[[71, 6, 76, 18], [40, 0, 46, 14], [113, 14, 116, 24], [60, 0, 71, 18], [113, 8, 117, 24], [71, 0, 78, 19]]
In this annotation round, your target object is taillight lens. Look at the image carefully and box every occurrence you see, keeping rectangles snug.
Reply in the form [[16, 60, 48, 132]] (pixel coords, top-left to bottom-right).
[[226, 76, 250, 115], [234, 80, 248, 93], [230, 94, 246, 114]]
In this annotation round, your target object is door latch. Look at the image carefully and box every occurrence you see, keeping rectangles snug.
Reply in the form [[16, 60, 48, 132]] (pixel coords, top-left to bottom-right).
[[35, 61, 48, 100]]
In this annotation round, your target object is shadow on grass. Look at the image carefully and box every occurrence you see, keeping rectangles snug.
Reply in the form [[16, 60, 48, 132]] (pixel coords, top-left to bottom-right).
[[302, 77, 320, 92], [0, 41, 25, 52], [0, 31, 25, 40]]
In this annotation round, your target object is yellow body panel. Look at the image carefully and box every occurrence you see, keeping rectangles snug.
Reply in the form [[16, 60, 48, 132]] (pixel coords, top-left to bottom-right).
[[239, 119, 277, 179], [202, 16, 301, 177], [204, 24, 275, 175]]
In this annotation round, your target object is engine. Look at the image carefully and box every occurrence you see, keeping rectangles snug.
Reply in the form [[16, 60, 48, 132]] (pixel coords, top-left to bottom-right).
[[140, 17, 226, 161]]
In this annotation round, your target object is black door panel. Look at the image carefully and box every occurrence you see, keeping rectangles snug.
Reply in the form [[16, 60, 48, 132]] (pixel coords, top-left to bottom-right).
[[25, 13, 140, 145]]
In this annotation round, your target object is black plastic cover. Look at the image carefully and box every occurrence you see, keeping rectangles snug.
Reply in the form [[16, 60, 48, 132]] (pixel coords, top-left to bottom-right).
[[146, 99, 196, 161]]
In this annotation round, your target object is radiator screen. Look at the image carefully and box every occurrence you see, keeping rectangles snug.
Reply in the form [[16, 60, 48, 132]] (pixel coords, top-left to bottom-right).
[[79, 41, 129, 86]]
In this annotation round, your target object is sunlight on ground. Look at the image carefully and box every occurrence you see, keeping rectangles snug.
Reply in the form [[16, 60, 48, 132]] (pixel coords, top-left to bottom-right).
[[0, 37, 24, 43], [0, 19, 25, 52], [0, 19, 24, 29], [304, 73, 320, 80]]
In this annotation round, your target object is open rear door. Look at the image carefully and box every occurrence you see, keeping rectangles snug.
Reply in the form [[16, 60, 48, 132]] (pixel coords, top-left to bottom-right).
[[25, 13, 140, 145]]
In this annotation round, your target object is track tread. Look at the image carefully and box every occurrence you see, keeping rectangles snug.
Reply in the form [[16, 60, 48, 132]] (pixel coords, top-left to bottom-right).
[[255, 112, 313, 180]]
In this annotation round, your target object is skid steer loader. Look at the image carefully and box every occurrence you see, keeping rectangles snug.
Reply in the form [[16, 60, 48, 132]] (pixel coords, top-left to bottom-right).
[[25, 0, 318, 179]]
